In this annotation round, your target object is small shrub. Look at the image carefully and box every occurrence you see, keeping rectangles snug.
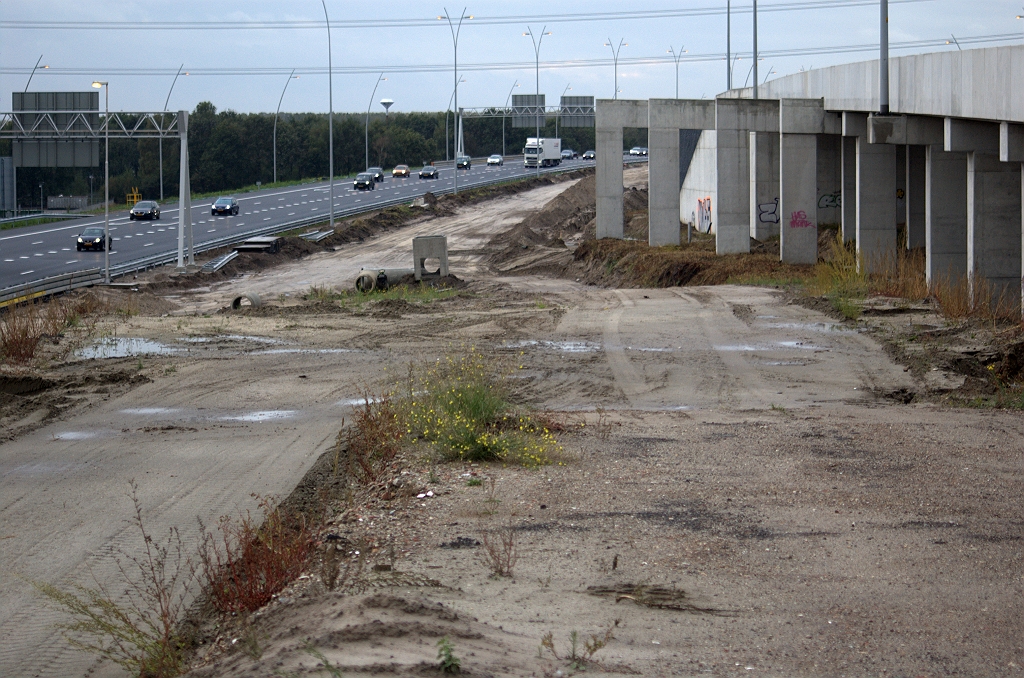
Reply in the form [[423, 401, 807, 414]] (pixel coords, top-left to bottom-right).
[[0, 303, 42, 362], [198, 496, 312, 614], [437, 636, 461, 674], [343, 394, 404, 484], [481, 515, 518, 578], [31, 481, 196, 677]]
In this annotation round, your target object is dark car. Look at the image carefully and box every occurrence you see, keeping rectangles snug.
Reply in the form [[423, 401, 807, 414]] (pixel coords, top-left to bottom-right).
[[419, 165, 439, 179], [76, 226, 111, 252], [561, 149, 578, 160], [582, 150, 595, 159], [456, 155, 471, 169], [353, 172, 376, 190], [129, 200, 160, 220], [367, 167, 384, 182], [211, 197, 239, 216]]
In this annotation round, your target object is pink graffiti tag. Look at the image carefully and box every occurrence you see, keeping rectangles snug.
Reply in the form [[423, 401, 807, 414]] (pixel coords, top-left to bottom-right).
[[789, 210, 814, 228]]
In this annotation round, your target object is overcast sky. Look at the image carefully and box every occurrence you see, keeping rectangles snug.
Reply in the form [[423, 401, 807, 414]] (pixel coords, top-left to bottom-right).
[[1, 1, 1021, 115]]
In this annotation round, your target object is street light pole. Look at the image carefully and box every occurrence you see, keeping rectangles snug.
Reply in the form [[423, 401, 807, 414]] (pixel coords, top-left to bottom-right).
[[880, 0, 890, 114], [444, 78, 464, 162], [503, 80, 519, 157], [321, 0, 334, 231], [160, 64, 185, 201], [24, 55, 48, 92], [92, 80, 110, 283], [555, 83, 570, 140], [274, 70, 299, 185], [726, 0, 732, 89], [605, 38, 627, 100], [753, 0, 759, 99], [441, 8, 472, 195], [365, 72, 386, 171], [668, 45, 687, 98], [525, 26, 551, 177]]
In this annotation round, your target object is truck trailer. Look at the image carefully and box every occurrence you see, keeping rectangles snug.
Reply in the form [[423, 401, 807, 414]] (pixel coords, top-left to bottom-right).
[[524, 137, 561, 168]]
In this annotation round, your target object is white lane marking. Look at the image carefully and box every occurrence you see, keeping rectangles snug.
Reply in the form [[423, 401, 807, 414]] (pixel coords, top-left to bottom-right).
[[278, 197, 284, 201], [123, 235, 132, 238], [254, 201, 261, 205], [311, 208, 318, 211], [146, 231, 155, 234], [47, 250, 56, 254], [20, 270, 34, 275], [208, 229, 216, 233], [144, 242, 154, 247], [31, 240, 43, 245], [19, 256, 29, 259], [33, 253, 43, 256], [65, 260, 77, 264], [287, 212, 295, 216], [112, 238, 120, 241], [61, 247, 70, 250], [245, 211, 251, 215], [3, 259, 13, 262], [263, 217, 271, 221]]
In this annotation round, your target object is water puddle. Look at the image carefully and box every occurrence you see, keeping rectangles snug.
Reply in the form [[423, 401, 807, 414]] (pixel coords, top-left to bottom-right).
[[336, 397, 382, 407], [120, 407, 182, 416], [626, 347, 675, 353], [757, 360, 811, 366], [713, 345, 762, 352], [219, 410, 298, 422], [52, 431, 98, 440], [714, 341, 829, 352], [758, 321, 850, 333], [507, 340, 600, 353], [256, 348, 359, 355], [179, 334, 282, 345], [77, 338, 182, 359], [777, 341, 828, 351]]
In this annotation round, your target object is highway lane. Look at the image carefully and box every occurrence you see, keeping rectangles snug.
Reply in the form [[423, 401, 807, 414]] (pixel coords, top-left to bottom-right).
[[0, 157, 617, 291]]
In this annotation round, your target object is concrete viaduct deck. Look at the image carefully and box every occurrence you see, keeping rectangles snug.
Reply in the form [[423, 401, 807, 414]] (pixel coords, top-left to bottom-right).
[[595, 44, 1024, 312]]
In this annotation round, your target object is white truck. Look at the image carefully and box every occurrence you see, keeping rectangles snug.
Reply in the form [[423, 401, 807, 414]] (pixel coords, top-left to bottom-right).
[[524, 137, 561, 168]]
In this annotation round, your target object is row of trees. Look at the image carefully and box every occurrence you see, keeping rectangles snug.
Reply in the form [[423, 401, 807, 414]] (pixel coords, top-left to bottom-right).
[[5, 103, 648, 208]]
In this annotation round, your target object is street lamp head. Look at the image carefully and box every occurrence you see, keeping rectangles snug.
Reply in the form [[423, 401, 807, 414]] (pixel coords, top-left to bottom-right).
[[91, 81, 106, 88], [42, 65, 49, 69]]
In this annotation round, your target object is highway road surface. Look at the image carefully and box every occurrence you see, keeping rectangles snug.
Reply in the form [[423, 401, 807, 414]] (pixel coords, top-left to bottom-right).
[[0, 156, 617, 292]]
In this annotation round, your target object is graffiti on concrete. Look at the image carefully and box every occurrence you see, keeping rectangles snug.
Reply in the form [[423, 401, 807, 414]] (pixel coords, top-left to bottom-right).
[[817, 191, 841, 209], [758, 197, 780, 224], [697, 197, 713, 233], [789, 210, 814, 228]]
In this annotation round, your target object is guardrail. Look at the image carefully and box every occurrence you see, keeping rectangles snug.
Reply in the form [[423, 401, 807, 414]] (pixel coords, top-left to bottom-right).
[[1, 158, 628, 307], [0, 213, 81, 226], [0, 268, 103, 308]]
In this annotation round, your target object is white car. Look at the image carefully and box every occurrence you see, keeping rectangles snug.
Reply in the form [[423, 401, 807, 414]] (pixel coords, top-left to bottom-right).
[[486, 154, 504, 166]]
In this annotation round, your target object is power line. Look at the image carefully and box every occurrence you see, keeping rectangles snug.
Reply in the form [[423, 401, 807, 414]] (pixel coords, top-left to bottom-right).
[[1, 30, 1015, 78], [0, 0, 935, 30]]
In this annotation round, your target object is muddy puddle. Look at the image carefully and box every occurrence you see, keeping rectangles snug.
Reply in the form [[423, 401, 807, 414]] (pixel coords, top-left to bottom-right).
[[76, 338, 183, 359]]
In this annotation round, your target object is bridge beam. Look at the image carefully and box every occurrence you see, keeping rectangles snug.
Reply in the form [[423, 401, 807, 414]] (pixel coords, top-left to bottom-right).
[[945, 118, 1000, 154]]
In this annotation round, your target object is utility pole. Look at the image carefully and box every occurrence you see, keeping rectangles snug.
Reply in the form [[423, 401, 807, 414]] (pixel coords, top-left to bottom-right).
[[880, 0, 890, 114], [727, 0, 732, 90], [752, 0, 759, 99], [321, 0, 334, 230]]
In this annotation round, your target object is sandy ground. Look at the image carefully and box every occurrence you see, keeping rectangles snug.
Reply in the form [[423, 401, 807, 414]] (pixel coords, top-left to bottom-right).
[[2, 168, 1022, 677]]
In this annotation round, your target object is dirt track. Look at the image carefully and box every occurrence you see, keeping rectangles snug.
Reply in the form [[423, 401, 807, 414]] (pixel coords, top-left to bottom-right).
[[1, 168, 1022, 677]]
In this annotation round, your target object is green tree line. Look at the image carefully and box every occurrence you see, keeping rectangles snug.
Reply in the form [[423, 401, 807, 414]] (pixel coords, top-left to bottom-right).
[[4, 103, 647, 209]]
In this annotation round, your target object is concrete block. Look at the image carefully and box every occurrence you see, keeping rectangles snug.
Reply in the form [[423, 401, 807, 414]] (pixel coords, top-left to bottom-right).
[[906, 145, 926, 249], [856, 137, 898, 271], [648, 98, 716, 130], [1000, 122, 1024, 163], [945, 118, 1001, 154], [779, 99, 841, 134], [749, 131, 780, 240], [412, 235, 448, 281], [595, 99, 649, 129], [841, 136, 857, 242], [843, 112, 868, 138], [780, 133, 818, 265], [967, 152, 1022, 307], [816, 134, 842, 227], [925, 146, 968, 286]]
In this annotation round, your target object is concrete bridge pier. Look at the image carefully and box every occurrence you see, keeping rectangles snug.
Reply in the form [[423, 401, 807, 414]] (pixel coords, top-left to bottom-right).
[[647, 99, 716, 246], [855, 138, 898, 272], [595, 99, 648, 239], [816, 134, 842, 228], [1000, 122, 1024, 314], [967, 151, 1022, 308], [925, 146, 968, 288], [715, 99, 780, 254]]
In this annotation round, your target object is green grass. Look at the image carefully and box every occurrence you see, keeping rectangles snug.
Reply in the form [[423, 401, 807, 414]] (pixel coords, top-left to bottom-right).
[[304, 282, 460, 308], [0, 216, 76, 231]]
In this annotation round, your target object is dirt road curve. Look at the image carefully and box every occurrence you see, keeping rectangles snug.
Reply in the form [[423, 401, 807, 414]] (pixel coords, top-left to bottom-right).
[[2, 172, 1021, 676]]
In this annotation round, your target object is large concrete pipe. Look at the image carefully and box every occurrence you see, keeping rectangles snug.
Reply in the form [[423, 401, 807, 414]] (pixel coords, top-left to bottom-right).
[[355, 268, 415, 293]]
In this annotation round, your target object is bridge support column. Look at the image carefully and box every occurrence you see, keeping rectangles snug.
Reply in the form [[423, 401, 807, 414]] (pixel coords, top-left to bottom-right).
[[906, 145, 926, 249], [749, 131, 780, 240], [841, 136, 857, 242], [856, 137, 898, 272], [967, 152, 1022, 309], [925, 146, 968, 288], [596, 126, 624, 239], [596, 100, 648, 240], [780, 133, 818, 264]]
